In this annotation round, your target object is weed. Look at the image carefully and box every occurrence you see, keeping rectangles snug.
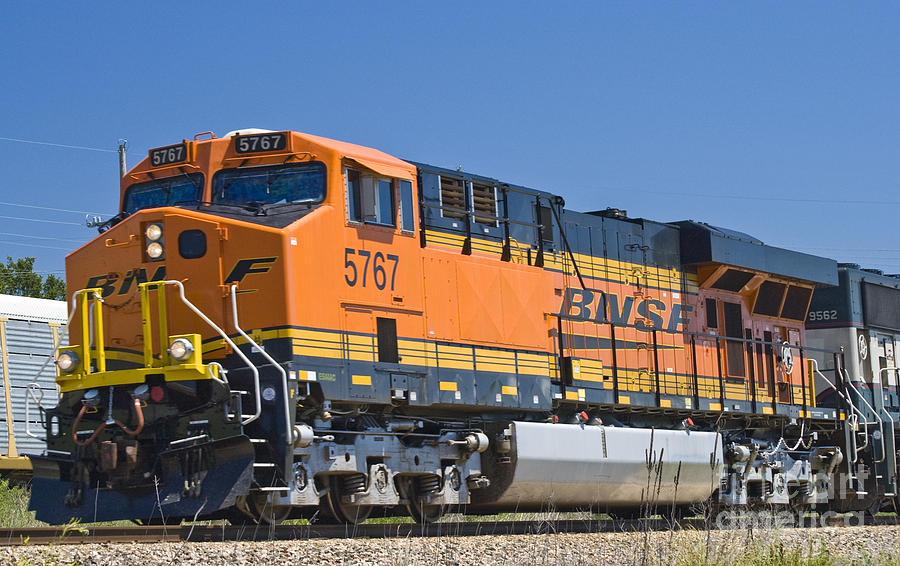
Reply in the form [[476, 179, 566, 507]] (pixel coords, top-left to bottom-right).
[[0, 478, 42, 528]]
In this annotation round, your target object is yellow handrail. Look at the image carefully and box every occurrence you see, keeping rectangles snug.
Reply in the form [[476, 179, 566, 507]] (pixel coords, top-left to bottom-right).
[[139, 282, 170, 367], [79, 290, 91, 374], [75, 288, 106, 374]]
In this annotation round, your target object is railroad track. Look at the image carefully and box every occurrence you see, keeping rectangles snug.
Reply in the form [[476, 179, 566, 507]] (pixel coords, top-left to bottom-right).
[[2, 515, 899, 546]]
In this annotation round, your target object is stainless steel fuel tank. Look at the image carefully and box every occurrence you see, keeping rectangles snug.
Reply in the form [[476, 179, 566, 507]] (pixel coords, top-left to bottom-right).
[[470, 422, 724, 512]]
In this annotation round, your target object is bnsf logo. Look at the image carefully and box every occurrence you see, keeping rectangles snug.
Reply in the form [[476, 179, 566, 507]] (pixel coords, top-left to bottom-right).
[[85, 266, 166, 298], [558, 287, 692, 332], [83, 257, 278, 298]]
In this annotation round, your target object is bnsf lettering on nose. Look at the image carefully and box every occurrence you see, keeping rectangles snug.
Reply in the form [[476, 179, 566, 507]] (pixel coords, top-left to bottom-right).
[[85, 266, 166, 298], [558, 288, 692, 332]]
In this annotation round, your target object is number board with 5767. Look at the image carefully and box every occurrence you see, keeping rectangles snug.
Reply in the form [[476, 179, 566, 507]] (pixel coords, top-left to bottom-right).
[[234, 132, 289, 154], [149, 142, 190, 167]]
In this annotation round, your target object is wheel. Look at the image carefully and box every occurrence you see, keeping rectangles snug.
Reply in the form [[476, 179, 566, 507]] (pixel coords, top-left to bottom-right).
[[400, 476, 446, 524], [224, 506, 253, 525], [323, 476, 372, 524], [865, 497, 885, 524], [241, 492, 292, 525], [406, 498, 445, 523]]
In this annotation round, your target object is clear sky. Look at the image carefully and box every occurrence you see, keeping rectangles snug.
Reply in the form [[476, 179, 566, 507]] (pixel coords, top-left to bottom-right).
[[1, 3, 898, 278]]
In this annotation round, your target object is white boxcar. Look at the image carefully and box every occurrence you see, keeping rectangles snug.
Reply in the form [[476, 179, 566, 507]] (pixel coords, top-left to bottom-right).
[[0, 294, 67, 458]]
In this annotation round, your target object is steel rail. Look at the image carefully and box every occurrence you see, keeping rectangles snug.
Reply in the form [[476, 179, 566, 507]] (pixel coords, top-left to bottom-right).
[[1, 516, 898, 546]]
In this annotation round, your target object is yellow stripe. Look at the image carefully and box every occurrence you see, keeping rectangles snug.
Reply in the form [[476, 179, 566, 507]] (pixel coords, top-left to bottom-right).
[[518, 365, 549, 376], [437, 344, 471, 356], [501, 385, 518, 396], [573, 374, 605, 384], [476, 349, 515, 361], [762, 406, 774, 415], [478, 362, 517, 373], [565, 390, 578, 400], [292, 345, 342, 359], [709, 402, 722, 411], [618, 395, 630, 404], [439, 381, 457, 391], [659, 399, 672, 408], [349, 352, 375, 362], [351, 374, 372, 386], [293, 328, 342, 342], [398, 355, 433, 367]]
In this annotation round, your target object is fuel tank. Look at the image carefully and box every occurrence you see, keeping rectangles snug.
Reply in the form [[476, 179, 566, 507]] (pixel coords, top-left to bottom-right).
[[471, 422, 724, 512]]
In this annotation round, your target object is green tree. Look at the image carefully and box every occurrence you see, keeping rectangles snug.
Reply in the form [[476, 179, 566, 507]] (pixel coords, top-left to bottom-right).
[[0, 257, 66, 300]]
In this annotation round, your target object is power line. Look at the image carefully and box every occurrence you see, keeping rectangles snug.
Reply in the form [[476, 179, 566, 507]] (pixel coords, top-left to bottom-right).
[[596, 185, 900, 206], [0, 232, 85, 243], [0, 201, 114, 217], [0, 136, 116, 153], [0, 215, 82, 226], [790, 247, 900, 252], [0, 269, 65, 274], [0, 239, 70, 251]]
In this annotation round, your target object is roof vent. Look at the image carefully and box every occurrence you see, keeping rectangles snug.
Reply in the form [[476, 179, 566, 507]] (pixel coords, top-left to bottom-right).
[[837, 263, 860, 269], [862, 268, 884, 275], [588, 208, 628, 219]]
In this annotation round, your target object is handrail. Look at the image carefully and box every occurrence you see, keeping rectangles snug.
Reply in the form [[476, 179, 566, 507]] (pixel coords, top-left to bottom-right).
[[878, 368, 898, 432], [230, 285, 294, 444], [808, 359, 869, 463], [841, 368, 886, 462], [155, 280, 261, 425], [557, 312, 847, 354], [876, 367, 899, 466], [419, 201, 543, 231]]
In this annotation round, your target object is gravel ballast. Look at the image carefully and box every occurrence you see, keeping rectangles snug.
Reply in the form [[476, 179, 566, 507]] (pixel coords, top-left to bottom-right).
[[3, 526, 900, 565]]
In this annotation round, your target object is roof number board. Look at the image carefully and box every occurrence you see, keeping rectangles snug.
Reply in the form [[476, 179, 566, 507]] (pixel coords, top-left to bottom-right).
[[149, 143, 188, 167], [235, 132, 287, 154]]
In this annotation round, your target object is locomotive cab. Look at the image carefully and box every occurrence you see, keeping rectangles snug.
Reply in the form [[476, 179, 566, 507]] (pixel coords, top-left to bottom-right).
[[30, 129, 431, 523]]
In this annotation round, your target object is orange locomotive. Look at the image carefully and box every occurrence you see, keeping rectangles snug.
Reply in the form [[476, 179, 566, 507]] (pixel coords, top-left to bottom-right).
[[30, 129, 856, 525]]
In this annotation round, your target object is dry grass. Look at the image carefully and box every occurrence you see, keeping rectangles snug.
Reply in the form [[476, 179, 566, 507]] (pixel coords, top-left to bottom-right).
[[2, 480, 900, 565]]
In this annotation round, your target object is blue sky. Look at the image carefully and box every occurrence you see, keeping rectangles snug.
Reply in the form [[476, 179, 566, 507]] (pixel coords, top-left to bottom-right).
[[1, 3, 898, 277]]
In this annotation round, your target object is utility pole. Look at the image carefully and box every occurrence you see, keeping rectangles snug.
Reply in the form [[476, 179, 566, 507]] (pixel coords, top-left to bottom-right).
[[117, 139, 128, 178], [86, 139, 128, 230]]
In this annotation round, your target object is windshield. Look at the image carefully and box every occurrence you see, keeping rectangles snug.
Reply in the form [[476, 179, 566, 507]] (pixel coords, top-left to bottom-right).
[[212, 162, 326, 206], [123, 174, 203, 214]]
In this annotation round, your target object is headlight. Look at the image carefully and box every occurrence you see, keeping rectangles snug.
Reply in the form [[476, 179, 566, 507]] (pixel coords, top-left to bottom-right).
[[56, 350, 79, 373], [145, 223, 163, 241], [147, 242, 164, 259], [168, 338, 194, 361]]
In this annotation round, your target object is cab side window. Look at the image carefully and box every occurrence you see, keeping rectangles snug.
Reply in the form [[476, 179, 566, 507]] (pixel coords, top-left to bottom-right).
[[399, 180, 414, 232], [346, 168, 395, 227], [346, 168, 416, 233]]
